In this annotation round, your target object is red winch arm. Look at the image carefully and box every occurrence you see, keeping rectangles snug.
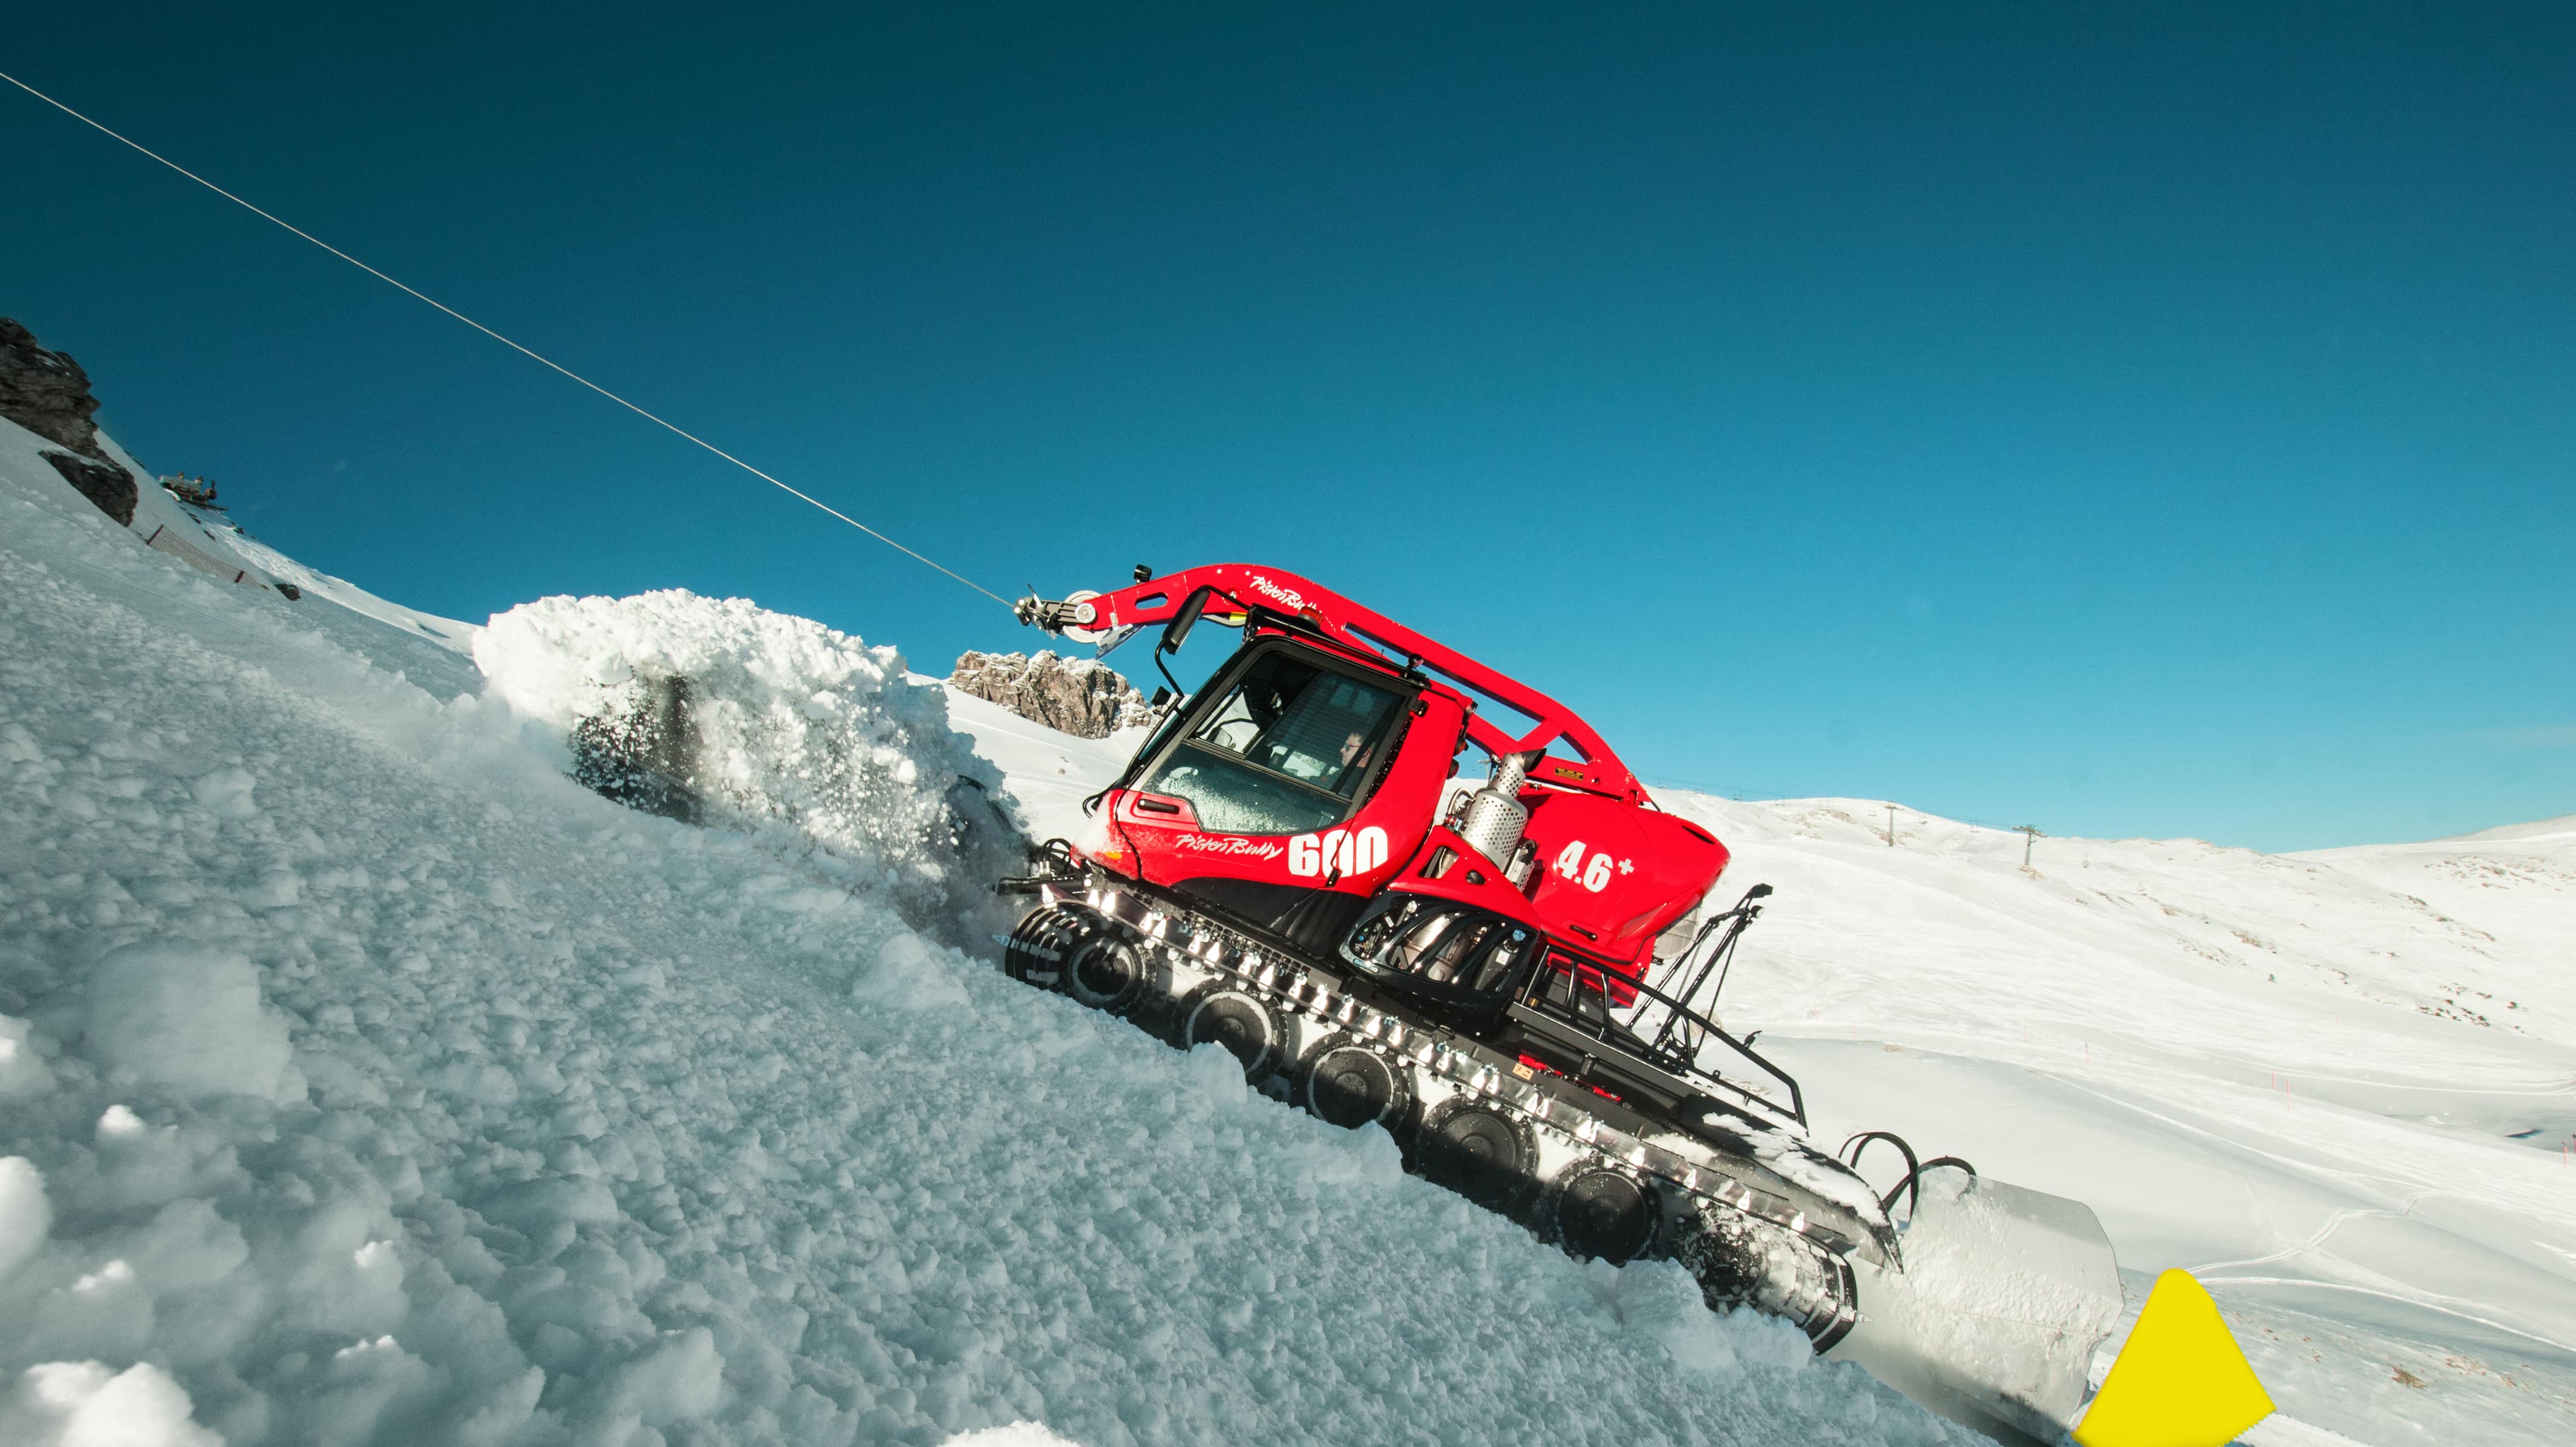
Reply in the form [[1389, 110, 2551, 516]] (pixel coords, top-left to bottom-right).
[[1023, 563, 1644, 802]]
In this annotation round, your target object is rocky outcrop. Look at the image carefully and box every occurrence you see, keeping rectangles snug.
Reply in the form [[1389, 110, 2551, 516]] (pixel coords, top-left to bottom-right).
[[2, 318, 138, 526], [950, 650, 1153, 739], [1, 318, 110, 459], [42, 451, 138, 528]]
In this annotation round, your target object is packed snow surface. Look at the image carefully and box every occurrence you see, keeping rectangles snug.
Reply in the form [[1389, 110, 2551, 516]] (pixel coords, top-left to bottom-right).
[[0, 426, 1951, 1446], [7, 408, 2570, 1445]]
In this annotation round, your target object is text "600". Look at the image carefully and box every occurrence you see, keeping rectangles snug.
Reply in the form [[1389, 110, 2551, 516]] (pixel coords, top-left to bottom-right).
[[1288, 826, 1388, 879]]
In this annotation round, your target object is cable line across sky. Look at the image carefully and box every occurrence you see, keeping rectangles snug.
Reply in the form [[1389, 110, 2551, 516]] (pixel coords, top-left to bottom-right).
[[0, 65, 1017, 611]]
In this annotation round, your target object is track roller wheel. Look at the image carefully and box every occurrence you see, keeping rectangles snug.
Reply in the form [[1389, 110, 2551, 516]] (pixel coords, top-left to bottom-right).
[[1417, 1099, 1536, 1210], [1064, 932, 1150, 1013], [1178, 986, 1285, 1080], [1004, 903, 1099, 990], [1555, 1166, 1659, 1264], [1298, 1036, 1414, 1131]]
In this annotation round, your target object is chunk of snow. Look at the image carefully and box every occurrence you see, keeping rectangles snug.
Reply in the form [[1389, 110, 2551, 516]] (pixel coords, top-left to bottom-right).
[[0, 1361, 221, 1447], [474, 588, 1029, 950], [120, 1199, 248, 1293], [69, 1260, 135, 1295], [848, 928, 971, 1010], [188, 766, 256, 819], [83, 943, 293, 1100], [0, 1157, 50, 1281], [0, 1016, 53, 1099], [592, 1327, 724, 1428], [478, 1175, 619, 1234], [942, 1426, 1088, 1447]]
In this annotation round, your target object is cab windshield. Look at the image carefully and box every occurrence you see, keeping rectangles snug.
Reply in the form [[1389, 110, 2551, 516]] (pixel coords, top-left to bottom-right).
[[1138, 645, 1406, 835]]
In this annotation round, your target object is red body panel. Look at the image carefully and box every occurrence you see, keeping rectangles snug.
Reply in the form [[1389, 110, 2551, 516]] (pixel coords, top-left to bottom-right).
[[1384, 802, 1727, 973], [1046, 564, 1729, 977], [1519, 793, 1729, 966]]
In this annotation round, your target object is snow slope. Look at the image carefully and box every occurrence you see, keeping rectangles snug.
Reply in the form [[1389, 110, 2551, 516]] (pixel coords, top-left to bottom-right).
[[1615, 796, 2576, 1446], [918, 683, 1147, 846], [10, 407, 2568, 1445], [122, 449, 481, 657], [0, 417, 482, 698], [218, 522, 479, 657], [0, 438, 1957, 1445]]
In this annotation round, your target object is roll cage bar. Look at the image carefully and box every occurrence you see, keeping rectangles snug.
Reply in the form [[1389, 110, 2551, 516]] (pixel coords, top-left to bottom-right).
[[1022, 564, 1646, 804], [1515, 955, 1807, 1129], [1520, 886, 1805, 1128], [1340, 890, 1806, 1127]]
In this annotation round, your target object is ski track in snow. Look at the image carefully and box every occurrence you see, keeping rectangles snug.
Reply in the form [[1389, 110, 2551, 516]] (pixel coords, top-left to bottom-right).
[[0, 427, 1955, 1446]]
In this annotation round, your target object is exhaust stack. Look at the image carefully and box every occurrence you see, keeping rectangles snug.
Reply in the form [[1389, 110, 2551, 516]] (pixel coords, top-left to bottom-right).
[[1456, 749, 1541, 868]]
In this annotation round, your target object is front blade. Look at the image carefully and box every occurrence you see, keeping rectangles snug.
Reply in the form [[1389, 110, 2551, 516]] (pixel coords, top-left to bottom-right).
[[1828, 1172, 2124, 1443]]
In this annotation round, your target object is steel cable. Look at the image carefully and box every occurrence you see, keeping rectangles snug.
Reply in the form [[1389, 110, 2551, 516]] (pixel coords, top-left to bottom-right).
[[1, 67, 1015, 610]]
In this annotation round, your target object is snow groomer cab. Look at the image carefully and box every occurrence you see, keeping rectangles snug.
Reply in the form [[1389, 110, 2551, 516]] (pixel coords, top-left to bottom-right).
[[1081, 569, 1719, 986]]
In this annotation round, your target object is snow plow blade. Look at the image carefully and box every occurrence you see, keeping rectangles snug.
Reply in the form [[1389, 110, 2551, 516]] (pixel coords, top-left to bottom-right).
[[1829, 1173, 2124, 1445]]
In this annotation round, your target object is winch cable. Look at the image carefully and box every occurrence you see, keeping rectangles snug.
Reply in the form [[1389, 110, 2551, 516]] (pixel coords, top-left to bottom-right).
[[0, 66, 1017, 611]]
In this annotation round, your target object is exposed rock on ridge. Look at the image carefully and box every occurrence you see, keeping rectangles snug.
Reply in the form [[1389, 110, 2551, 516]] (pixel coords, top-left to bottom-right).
[[950, 649, 1152, 739], [0, 318, 108, 459], [1, 317, 137, 526]]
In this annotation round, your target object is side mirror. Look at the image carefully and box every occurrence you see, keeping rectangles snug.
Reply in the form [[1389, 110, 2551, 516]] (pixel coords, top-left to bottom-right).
[[1161, 587, 1210, 654], [1150, 686, 1172, 708], [1746, 883, 1774, 900]]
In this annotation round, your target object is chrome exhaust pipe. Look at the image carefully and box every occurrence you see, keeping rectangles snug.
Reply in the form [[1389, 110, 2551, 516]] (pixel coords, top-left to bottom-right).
[[1455, 749, 1540, 868]]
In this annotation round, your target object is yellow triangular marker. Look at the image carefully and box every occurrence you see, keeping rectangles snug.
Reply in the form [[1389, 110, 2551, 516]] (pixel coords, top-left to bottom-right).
[[2072, 1270, 2275, 1447]]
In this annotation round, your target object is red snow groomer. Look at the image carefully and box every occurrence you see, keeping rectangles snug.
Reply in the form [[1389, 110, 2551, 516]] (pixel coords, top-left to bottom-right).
[[1003, 564, 2124, 1445]]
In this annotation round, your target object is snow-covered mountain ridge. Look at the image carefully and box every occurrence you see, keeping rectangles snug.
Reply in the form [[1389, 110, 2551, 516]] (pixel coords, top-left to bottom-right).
[[3, 410, 2569, 1446]]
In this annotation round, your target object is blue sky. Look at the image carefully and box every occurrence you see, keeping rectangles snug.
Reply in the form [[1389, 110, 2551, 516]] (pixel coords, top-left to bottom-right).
[[6, 3, 2569, 851]]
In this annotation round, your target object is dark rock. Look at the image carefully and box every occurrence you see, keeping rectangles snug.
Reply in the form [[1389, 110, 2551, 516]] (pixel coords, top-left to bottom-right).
[[4, 318, 141, 526], [0, 318, 110, 461], [41, 450, 138, 528], [950, 650, 1152, 740]]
